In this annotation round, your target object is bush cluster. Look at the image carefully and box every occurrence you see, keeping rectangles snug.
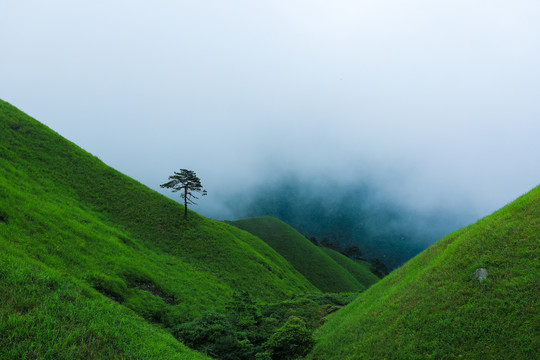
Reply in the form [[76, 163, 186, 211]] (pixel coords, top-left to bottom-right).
[[173, 291, 355, 359]]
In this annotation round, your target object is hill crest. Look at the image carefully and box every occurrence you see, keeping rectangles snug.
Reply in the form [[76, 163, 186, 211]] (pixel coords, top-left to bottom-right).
[[227, 216, 379, 292]]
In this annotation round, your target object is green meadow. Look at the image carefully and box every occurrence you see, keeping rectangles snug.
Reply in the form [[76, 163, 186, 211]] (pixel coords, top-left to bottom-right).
[[228, 216, 379, 292], [319, 247, 379, 290]]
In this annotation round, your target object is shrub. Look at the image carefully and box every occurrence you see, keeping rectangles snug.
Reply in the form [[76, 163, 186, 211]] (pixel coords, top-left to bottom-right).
[[173, 311, 254, 360], [263, 316, 315, 360]]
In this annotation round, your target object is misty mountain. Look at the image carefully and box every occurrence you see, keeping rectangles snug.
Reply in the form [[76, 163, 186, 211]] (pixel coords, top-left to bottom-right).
[[224, 174, 476, 269]]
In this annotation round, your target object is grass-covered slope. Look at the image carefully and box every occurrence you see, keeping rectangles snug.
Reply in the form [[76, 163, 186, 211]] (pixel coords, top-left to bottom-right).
[[319, 247, 379, 289], [308, 185, 540, 360], [0, 99, 316, 358], [227, 216, 376, 292], [0, 245, 209, 360]]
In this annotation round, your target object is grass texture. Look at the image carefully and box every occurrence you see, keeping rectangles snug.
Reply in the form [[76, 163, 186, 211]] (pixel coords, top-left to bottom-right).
[[228, 216, 378, 292], [319, 247, 379, 289]]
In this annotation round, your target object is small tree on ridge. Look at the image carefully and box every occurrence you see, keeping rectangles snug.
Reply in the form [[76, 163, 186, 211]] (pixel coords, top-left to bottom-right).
[[160, 169, 207, 219], [341, 245, 363, 260]]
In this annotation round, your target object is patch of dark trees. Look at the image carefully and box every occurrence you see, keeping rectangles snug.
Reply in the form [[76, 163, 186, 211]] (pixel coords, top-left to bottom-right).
[[173, 292, 355, 360], [308, 235, 389, 278]]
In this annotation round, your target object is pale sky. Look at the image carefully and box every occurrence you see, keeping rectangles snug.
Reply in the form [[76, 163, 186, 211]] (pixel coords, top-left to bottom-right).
[[2, 0, 539, 220]]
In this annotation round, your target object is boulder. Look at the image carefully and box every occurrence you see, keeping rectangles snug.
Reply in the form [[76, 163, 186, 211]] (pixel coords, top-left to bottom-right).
[[474, 268, 488, 282]]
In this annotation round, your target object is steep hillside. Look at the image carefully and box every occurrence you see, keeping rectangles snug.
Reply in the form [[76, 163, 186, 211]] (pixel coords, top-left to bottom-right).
[[319, 247, 379, 288], [0, 99, 316, 358], [308, 185, 539, 360], [0, 244, 209, 360], [227, 216, 377, 292]]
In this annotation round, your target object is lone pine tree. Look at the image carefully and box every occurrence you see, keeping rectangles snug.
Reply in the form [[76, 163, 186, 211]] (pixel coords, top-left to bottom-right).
[[160, 169, 207, 219]]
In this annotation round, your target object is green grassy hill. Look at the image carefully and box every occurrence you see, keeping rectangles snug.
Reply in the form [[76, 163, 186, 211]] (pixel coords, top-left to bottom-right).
[[0, 245, 209, 360], [319, 247, 379, 289], [227, 216, 378, 292], [0, 99, 317, 359], [308, 185, 540, 360]]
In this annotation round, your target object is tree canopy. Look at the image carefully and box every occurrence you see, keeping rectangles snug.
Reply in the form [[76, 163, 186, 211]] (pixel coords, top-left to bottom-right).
[[160, 169, 207, 219], [341, 245, 363, 260]]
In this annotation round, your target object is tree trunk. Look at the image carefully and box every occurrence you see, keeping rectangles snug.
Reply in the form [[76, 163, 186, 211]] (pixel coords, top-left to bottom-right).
[[184, 186, 188, 219]]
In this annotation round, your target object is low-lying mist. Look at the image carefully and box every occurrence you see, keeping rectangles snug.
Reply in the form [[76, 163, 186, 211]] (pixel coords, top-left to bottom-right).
[[207, 174, 478, 269]]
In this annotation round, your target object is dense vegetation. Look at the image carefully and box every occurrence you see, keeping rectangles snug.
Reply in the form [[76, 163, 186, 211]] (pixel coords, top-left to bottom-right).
[[0, 99, 323, 358], [308, 185, 540, 359], [227, 216, 379, 292], [173, 291, 356, 359]]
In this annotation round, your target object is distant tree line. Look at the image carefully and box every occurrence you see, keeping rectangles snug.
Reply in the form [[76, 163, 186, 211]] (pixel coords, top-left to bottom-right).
[[307, 235, 389, 278]]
